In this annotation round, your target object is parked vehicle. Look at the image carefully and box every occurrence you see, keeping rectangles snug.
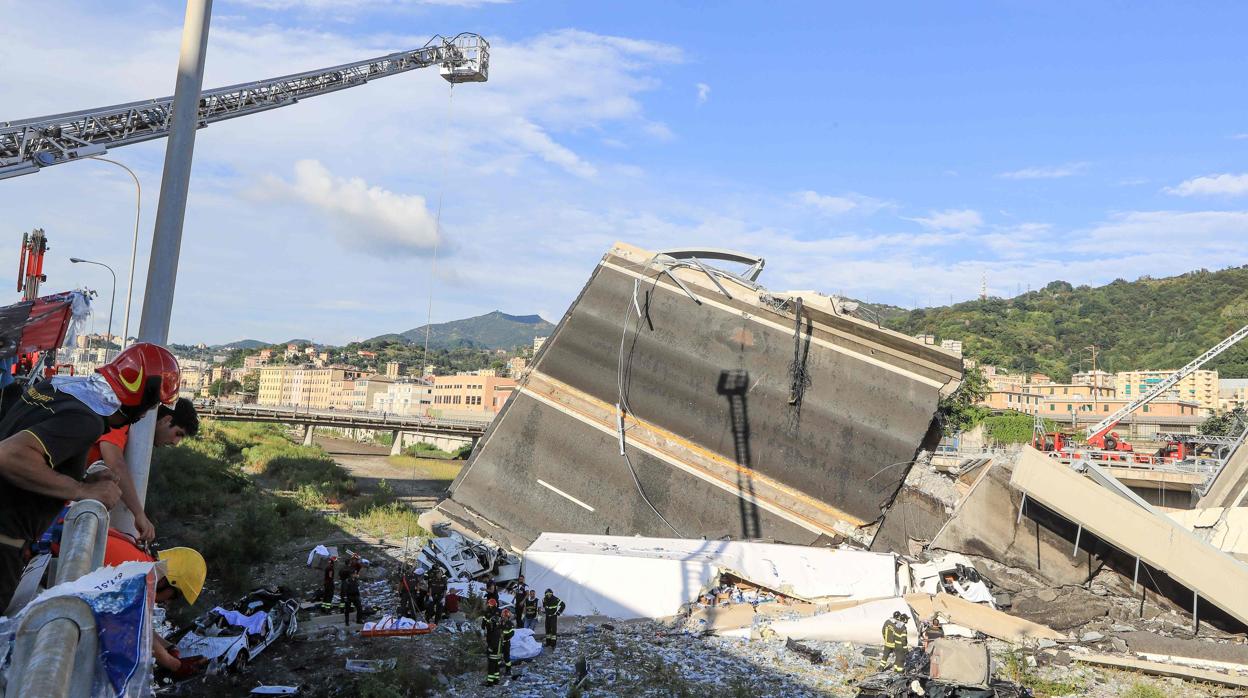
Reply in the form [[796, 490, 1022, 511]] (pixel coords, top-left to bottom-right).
[[176, 587, 300, 674]]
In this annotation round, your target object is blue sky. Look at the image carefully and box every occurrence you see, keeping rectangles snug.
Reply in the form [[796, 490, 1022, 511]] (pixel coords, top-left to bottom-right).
[[2, 1, 1246, 344]]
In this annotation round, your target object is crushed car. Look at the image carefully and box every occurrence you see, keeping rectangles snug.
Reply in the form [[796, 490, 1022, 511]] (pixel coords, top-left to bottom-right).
[[175, 587, 300, 674], [856, 638, 1032, 698], [418, 525, 520, 582]]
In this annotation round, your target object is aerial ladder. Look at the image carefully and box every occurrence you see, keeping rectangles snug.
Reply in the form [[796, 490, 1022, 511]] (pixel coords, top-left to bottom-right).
[[1035, 323, 1248, 461], [0, 33, 488, 179]]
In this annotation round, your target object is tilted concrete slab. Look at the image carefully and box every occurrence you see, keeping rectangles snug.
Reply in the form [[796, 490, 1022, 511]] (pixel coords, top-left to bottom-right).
[[1011, 447, 1248, 627], [434, 242, 962, 547], [1198, 441, 1248, 509]]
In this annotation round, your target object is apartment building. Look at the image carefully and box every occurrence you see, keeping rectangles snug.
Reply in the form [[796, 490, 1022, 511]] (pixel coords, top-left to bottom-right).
[[373, 380, 434, 416], [257, 365, 368, 409], [1117, 369, 1219, 412], [431, 374, 516, 417], [1220, 378, 1248, 412], [1071, 370, 1116, 389]]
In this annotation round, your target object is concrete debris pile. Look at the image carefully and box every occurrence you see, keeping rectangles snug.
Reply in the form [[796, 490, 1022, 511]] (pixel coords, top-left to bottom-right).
[[406, 241, 1248, 693]]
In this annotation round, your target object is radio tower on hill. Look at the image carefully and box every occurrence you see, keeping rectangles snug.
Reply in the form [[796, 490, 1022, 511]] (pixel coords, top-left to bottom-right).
[[979, 273, 988, 301]]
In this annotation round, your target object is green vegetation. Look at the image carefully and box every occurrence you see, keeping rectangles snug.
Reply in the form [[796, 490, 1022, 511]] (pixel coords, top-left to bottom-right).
[[937, 366, 990, 435], [149, 421, 428, 603], [386, 454, 463, 484], [884, 267, 1248, 380], [999, 651, 1084, 697], [1120, 683, 1166, 698], [1200, 406, 1246, 436], [983, 411, 1060, 444]]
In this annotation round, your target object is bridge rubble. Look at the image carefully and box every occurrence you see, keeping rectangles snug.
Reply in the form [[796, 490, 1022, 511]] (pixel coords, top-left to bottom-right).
[[422, 241, 964, 549]]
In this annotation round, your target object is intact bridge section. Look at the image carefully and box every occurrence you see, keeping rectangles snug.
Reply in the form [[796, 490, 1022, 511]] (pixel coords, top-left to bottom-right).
[[193, 402, 487, 455]]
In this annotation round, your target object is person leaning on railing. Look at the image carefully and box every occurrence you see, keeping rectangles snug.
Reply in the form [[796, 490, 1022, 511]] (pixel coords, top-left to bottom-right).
[[0, 343, 180, 610]]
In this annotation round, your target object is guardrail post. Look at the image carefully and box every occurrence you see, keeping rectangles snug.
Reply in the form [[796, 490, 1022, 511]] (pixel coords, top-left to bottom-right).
[[56, 499, 109, 585], [6, 596, 99, 698], [4, 500, 109, 698]]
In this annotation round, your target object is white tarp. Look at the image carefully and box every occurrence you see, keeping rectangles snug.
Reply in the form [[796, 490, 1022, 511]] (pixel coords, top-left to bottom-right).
[[522, 533, 901, 620]]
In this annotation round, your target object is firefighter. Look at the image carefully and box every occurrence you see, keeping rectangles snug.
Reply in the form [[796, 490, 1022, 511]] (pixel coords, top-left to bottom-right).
[[879, 611, 908, 672], [342, 567, 362, 626], [512, 574, 529, 621], [484, 579, 500, 607], [397, 564, 421, 618], [321, 555, 337, 604], [427, 565, 448, 622], [542, 588, 566, 649], [500, 606, 516, 679], [481, 599, 503, 686], [522, 589, 539, 630]]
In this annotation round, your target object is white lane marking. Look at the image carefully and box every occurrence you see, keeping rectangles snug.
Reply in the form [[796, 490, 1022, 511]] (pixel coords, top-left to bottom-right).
[[537, 479, 596, 512]]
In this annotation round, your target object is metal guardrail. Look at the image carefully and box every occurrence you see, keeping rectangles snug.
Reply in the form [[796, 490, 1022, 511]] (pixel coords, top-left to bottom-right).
[[5, 499, 111, 698]]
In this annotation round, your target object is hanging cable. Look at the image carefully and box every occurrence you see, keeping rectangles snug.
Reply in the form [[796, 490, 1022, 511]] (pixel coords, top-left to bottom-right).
[[403, 83, 456, 569], [615, 272, 682, 536]]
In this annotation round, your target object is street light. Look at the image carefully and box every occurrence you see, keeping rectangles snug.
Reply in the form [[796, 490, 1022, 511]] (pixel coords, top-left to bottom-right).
[[69, 258, 116, 360], [88, 156, 141, 349]]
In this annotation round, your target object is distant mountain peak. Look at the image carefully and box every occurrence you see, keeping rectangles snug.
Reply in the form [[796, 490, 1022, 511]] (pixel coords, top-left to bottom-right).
[[367, 311, 556, 351]]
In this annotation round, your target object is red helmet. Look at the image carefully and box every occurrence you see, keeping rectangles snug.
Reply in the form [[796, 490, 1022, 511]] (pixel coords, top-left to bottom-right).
[[97, 343, 180, 408], [486, 598, 498, 607]]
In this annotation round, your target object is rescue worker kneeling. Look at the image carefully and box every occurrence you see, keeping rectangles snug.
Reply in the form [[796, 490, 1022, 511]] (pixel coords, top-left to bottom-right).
[[104, 530, 209, 679], [879, 611, 909, 673]]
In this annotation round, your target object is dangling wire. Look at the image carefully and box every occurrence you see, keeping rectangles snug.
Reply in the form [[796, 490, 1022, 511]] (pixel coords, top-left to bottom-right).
[[402, 83, 456, 570]]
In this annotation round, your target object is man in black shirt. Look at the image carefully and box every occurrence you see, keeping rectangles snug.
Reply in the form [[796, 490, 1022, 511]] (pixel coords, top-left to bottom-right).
[[543, 588, 566, 649], [0, 343, 180, 609]]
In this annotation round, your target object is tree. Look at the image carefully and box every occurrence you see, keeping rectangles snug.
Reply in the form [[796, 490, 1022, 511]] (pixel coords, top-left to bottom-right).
[[241, 373, 260, 395], [937, 366, 990, 436], [209, 379, 242, 397], [1199, 407, 1247, 436]]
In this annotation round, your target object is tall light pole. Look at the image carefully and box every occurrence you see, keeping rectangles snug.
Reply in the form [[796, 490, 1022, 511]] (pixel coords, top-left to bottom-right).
[[88, 156, 141, 348], [69, 258, 116, 359]]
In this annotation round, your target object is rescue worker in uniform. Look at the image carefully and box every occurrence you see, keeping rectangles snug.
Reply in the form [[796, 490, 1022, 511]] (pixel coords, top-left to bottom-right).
[[512, 574, 529, 621], [481, 598, 502, 686], [500, 606, 516, 679], [542, 588, 566, 649], [397, 563, 421, 618], [879, 611, 909, 672], [321, 555, 337, 604], [427, 564, 448, 622], [342, 567, 362, 625]]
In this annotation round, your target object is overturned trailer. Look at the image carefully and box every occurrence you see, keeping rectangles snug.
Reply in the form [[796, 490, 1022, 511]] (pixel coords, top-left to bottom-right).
[[426, 242, 962, 548]]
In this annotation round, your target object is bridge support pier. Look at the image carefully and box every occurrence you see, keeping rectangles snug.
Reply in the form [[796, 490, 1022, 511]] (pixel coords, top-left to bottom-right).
[[302, 424, 315, 446], [390, 431, 404, 457]]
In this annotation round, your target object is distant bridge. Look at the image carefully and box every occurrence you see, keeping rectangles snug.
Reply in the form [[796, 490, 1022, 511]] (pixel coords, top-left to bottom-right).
[[194, 402, 489, 454]]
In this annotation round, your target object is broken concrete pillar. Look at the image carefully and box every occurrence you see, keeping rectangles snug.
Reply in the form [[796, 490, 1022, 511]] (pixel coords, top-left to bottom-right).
[[389, 430, 403, 457], [302, 424, 315, 446]]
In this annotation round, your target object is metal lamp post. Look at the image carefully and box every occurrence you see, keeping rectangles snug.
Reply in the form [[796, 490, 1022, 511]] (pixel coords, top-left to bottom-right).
[[88, 157, 142, 349], [69, 258, 116, 360]]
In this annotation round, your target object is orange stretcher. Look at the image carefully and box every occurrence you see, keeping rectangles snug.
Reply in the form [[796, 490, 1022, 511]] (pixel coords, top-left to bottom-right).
[[360, 623, 437, 637]]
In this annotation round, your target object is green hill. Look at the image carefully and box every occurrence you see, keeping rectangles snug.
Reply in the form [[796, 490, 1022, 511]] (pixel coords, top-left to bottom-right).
[[883, 266, 1248, 380], [372, 311, 555, 351]]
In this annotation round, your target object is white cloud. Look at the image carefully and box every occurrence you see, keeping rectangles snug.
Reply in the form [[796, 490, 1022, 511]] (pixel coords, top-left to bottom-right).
[[795, 190, 887, 216], [696, 82, 710, 105], [1165, 173, 1248, 197], [1233, 133, 1248, 140], [909, 209, 983, 232], [1080, 210, 1248, 248], [258, 160, 441, 256], [997, 162, 1089, 180]]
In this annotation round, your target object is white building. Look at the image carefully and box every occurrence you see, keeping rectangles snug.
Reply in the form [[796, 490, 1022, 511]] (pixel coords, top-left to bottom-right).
[[373, 380, 434, 416]]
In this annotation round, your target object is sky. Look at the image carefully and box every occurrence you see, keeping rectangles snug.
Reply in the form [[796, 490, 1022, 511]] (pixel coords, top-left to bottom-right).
[[2, 1, 1247, 346]]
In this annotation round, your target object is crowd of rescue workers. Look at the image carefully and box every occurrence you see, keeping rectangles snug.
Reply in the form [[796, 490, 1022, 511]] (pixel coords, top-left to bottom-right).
[[0, 343, 575, 686]]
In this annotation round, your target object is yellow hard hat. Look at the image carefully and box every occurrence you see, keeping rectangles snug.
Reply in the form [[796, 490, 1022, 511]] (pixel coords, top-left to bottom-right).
[[157, 547, 207, 605]]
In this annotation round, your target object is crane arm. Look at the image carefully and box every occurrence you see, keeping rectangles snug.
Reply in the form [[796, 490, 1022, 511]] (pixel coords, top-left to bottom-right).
[[1086, 323, 1248, 444], [0, 33, 488, 180]]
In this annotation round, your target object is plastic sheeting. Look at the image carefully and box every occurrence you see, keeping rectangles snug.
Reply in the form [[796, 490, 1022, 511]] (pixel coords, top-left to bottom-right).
[[510, 628, 542, 660], [2, 561, 158, 698], [522, 533, 902, 620]]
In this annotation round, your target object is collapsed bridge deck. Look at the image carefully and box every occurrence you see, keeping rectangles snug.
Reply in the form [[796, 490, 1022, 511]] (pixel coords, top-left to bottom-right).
[[430, 243, 963, 548]]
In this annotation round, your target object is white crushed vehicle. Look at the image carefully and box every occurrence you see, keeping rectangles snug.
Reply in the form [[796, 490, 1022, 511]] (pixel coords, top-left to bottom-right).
[[175, 588, 299, 674], [418, 526, 520, 581], [910, 553, 996, 608]]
